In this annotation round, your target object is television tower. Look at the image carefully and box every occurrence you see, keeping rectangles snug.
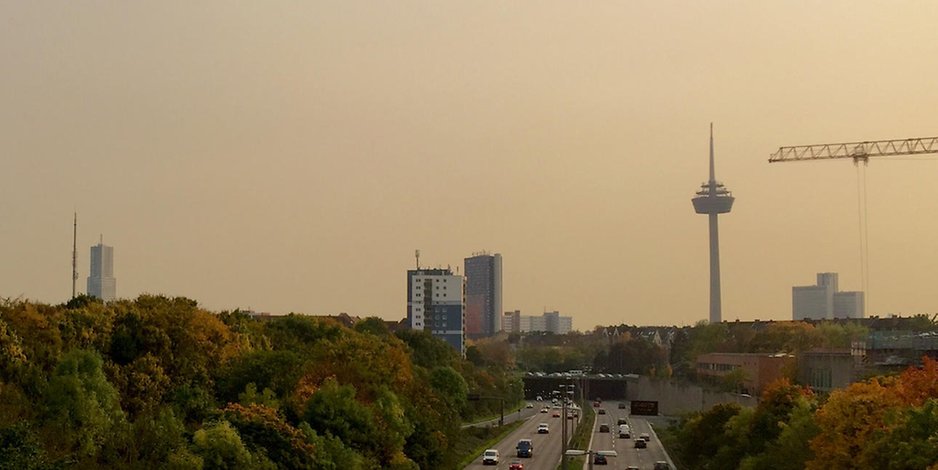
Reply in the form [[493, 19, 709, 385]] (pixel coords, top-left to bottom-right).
[[691, 124, 734, 323]]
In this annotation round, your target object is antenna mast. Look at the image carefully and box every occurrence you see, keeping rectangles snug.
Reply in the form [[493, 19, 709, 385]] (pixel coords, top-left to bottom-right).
[[72, 213, 78, 299], [415, 249, 421, 269]]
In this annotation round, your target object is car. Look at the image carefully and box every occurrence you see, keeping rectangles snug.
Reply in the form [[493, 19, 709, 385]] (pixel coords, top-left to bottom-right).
[[598, 423, 609, 433], [654, 462, 671, 470], [516, 439, 533, 458], [482, 449, 499, 465], [634, 439, 647, 449], [508, 460, 525, 470], [593, 453, 608, 465], [540, 407, 549, 413], [593, 401, 601, 407], [618, 425, 631, 438], [597, 408, 606, 415], [617, 418, 628, 426], [552, 410, 561, 418], [618, 402, 627, 409], [537, 423, 550, 434], [526, 403, 534, 408], [626, 466, 640, 470], [567, 412, 575, 419], [640, 432, 651, 442]]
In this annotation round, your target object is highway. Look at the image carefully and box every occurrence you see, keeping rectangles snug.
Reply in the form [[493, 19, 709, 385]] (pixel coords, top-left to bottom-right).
[[464, 402, 580, 470], [465, 400, 675, 470], [581, 401, 674, 469]]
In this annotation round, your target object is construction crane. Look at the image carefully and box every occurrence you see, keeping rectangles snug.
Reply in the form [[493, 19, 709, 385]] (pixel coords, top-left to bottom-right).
[[769, 134, 938, 318], [769, 136, 938, 163]]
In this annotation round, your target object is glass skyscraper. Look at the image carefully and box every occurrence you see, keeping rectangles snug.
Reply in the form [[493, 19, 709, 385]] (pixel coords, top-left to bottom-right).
[[464, 253, 502, 337]]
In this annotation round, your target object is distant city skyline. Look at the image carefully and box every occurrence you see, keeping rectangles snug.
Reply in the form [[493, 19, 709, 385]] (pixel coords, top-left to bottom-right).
[[3, 3, 938, 328]]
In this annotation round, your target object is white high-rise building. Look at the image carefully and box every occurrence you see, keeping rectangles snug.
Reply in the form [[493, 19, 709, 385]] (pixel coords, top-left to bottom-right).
[[793, 272, 863, 320], [87, 239, 116, 301], [407, 268, 465, 354]]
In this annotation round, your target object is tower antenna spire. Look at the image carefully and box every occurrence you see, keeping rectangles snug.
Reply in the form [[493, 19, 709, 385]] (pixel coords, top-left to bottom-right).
[[415, 249, 421, 270], [72, 212, 78, 299], [709, 122, 715, 184]]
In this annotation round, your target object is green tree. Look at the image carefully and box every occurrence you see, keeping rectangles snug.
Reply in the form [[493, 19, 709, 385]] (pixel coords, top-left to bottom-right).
[[0, 422, 58, 470], [192, 420, 272, 470], [428, 366, 468, 412], [673, 402, 741, 469], [42, 349, 127, 459]]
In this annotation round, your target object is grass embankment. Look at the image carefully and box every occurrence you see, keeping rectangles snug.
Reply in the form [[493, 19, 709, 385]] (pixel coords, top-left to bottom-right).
[[454, 421, 524, 468], [558, 401, 595, 470], [655, 418, 686, 470]]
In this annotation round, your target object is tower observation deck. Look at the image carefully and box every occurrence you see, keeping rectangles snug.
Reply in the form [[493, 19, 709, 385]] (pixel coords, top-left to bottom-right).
[[692, 124, 734, 324]]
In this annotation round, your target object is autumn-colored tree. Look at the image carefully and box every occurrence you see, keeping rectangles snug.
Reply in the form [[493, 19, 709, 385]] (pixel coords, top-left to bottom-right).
[[807, 378, 903, 469], [894, 356, 938, 405], [223, 403, 317, 469]]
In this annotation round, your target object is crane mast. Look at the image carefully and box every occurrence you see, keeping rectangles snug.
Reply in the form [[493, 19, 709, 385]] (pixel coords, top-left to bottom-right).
[[769, 136, 938, 163]]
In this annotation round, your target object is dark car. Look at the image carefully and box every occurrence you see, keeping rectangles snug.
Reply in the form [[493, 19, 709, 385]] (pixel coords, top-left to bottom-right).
[[618, 402, 627, 409], [598, 423, 610, 433], [654, 462, 671, 470], [634, 439, 647, 449], [593, 453, 608, 465], [516, 439, 533, 458], [617, 418, 628, 425], [597, 408, 606, 415]]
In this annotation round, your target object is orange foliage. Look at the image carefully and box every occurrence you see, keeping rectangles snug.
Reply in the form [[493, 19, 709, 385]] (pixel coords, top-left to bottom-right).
[[894, 356, 938, 406], [807, 379, 903, 469]]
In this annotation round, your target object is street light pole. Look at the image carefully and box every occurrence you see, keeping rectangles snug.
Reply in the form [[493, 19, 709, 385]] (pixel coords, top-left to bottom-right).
[[559, 382, 575, 470], [561, 386, 567, 470]]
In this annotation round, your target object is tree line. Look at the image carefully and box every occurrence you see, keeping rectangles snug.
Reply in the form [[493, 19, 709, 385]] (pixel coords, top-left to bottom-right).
[[662, 359, 938, 469], [0, 295, 521, 469]]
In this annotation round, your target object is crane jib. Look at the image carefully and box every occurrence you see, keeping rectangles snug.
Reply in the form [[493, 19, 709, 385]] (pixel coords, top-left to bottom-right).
[[769, 136, 938, 162]]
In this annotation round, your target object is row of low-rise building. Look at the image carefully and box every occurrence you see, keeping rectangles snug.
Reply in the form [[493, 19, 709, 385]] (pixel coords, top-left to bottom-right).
[[501, 310, 573, 335], [695, 331, 938, 396]]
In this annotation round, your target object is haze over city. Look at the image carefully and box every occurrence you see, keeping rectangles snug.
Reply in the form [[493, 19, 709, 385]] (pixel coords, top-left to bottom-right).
[[3, 1, 938, 328]]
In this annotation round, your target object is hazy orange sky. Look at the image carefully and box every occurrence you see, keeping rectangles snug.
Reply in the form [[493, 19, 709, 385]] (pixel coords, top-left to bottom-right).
[[3, 1, 938, 328]]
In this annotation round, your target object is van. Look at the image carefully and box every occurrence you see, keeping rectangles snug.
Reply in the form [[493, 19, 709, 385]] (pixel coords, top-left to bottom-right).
[[516, 439, 533, 457], [618, 424, 631, 438], [482, 449, 499, 465]]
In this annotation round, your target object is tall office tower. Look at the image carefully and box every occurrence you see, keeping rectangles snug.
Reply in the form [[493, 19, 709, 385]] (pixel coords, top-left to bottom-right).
[[87, 238, 116, 301], [692, 125, 734, 324], [406, 268, 466, 354], [464, 252, 502, 338], [793, 272, 864, 320]]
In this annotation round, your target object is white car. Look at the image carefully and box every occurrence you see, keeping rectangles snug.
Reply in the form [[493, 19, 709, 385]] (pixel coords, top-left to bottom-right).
[[537, 423, 550, 434], [482, 449, 499, 465]]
